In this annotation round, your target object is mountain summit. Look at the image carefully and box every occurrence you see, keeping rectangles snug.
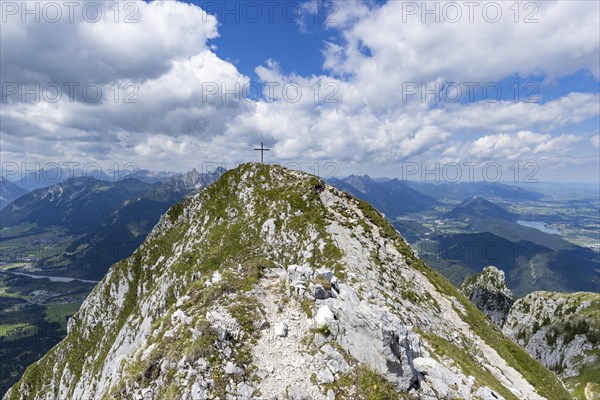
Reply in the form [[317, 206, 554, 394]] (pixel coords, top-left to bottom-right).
[[6, 164, 569, 400], [446, 196, 516, 222], [461, 266, 515, 327]]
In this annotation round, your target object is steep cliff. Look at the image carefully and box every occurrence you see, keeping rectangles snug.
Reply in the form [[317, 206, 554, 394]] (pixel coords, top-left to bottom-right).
[[503, 292, 600, 399], [461, 266, 600, 399], [461, 266, 515, 327]]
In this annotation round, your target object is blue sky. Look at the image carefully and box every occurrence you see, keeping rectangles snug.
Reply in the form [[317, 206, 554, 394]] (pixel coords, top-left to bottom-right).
[[0, 0, 599, 183], [200, 0, 336, 79], [202, 1, 600, 104]]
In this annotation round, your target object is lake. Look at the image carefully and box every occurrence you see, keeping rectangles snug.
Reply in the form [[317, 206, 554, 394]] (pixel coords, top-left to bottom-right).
[[6, 271, 98, 284], [516, 220, 560, 235]]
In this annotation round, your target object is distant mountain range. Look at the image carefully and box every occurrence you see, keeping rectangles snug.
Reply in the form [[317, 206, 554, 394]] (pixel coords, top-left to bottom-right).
[[2, 170, 596, 292], [0, 177, 152, 232], [445, 197, 575, 251], [445, 196, 516, 222], [57, 168, 226, 279], [329, 175, 438, 217], [0, 168, 224, 279], [407, 181, 542, 202], [0, 177, 28, 210], [3, 167, 179, 192]]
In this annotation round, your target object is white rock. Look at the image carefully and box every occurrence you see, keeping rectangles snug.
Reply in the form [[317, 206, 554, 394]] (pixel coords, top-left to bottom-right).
[[475, 386, 505, 400], [317, 367, 334, 384], [224, 361, 243, 375], [274, 322, 288, 337], [171, 309, 192, 325], [176, 295, 191, 308], [191, 381, 208, 400], [315, 305, 335, 325], [262, 218, 277, 239], [211, 271, 222, 284], [288, 264, 313, 281], [237, 382, 255, 399], [320, 344, 350, 374], [194, 358, 208, 370]]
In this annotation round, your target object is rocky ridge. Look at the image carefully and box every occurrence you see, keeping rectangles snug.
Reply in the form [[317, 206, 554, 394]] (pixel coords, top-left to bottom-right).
[[504, 292, 600, 399], [5, 164, 570, 400], [461, 266, 600, 399]]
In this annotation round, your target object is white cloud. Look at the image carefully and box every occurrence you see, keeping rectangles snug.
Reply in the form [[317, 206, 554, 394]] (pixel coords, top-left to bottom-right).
[[443, 131, 582, 161], [0, 0, 250, 167], [1, 0, 598, 178], [1, 0, 219, 87], [326, 1, 599, 82], [432, 92, 600, 133]]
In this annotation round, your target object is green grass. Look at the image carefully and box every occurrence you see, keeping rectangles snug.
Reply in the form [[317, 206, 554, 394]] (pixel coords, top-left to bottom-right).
[[566, 359, 600, 399], [323, 365, 411, 400], [352, 198, 572, 400], [356, 366, 403, 400], [312, 324, 331, 337], [0, 222, 39, 236], [419, 331, 518, 400], [44, 302, 82, 331], [0, 286, 27, 299], [0, 323, 37, 339], [0, 263, 32, 272]]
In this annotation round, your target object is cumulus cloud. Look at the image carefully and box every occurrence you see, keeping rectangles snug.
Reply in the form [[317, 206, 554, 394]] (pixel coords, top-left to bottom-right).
[[0, 0, 219, 88], [430, 92, 600, 133], [325, 1, 599, 82], [0, 0, 251, 167], [443, 131, 582, 161], [1, 0, 599, 178]]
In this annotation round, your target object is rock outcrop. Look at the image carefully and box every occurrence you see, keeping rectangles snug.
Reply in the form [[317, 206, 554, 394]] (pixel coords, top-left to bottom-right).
[[461, 267, 600, 399], [5, 164, 570, 400], [503, 292, 600, 398], [461, 266, 515, 327]]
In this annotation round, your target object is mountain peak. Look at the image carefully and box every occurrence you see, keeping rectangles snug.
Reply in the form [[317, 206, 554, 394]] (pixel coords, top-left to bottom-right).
[[160, 167, 225, 192], [330, 174, 436, 216], [461, 266, 515, 326], [7, 163, 569, 400], [341, 174, 374, 192], [446, 196, 515, 222]]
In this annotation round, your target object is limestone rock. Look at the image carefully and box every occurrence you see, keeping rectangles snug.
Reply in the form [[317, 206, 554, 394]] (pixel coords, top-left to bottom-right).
[[460, 266, 515, 327], [274, 322, 288, 337]]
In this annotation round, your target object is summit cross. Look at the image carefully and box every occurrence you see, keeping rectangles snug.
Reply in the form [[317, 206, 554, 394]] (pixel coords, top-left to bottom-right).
[[254, 142, 270, 164]]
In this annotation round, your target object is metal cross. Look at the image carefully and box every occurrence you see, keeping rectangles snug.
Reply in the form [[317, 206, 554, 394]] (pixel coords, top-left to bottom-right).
[[254, 142, 270, 164]]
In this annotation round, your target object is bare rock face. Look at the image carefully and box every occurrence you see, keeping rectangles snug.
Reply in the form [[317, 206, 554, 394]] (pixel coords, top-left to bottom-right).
[[460, 266, 515, 327], [5, 164, 570, 400], [502, 291, 600, 397], [461, 266, 600, 398]]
